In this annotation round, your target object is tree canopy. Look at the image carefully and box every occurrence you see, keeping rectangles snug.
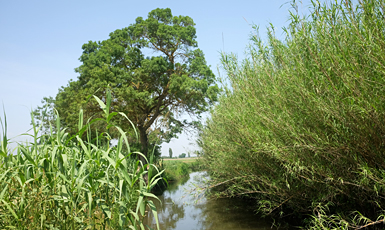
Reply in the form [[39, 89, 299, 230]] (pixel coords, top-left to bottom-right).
[[43, 8, 218, 160]]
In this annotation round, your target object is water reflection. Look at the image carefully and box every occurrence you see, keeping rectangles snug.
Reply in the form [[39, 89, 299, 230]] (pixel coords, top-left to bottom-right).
[[145, 172, 277, 230]]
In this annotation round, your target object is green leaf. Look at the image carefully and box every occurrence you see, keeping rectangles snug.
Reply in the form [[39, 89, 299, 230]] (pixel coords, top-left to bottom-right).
[[106, 112, 118, 123], [136, 195, 145, 216], [87, 192, 92, 218], [78, 109, 84, 131], [148, 200, 160, 230], [101, 204, 112, 219], [103, 151, 116, 169], [142, 191, 161, 202], [0, 183, 9, 200], [0, 169, 10, 184], [19, 146, 37, 167], [76, 174, 89, 193], [93, 95, 107, 116], [119, 179, 124, 200], [1, 200, 18, 220], [129, 210, 140, 223], [106, 88, 111, 116], [54, 109, 61, 143], [76, 136, 91, 158], [0, 150, 6, 157]]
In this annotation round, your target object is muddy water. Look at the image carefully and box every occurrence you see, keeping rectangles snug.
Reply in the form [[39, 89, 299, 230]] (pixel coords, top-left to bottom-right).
[[144, 171, 278, 230]]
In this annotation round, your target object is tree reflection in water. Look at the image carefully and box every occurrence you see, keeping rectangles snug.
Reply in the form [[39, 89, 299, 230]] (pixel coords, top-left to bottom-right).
[[144, 172, 278, 230], [144, 176, 190, 229], [145, 195, 185, 229]]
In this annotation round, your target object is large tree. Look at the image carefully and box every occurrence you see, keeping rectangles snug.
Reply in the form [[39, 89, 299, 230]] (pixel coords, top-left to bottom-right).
[[52, 8, 218, 162]]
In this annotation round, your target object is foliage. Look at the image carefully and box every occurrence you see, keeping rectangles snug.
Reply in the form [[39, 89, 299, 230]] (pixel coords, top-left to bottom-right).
[[158, 158, 203, 182], [32, 96, 57, 135], [178, 153, 186, 158], [188, 159, 205, 172], [125, 141, 162, 160], [201, 0, 385, 228], [161, 161, 190, 182], [39, 8, 219, 161], [169, 148, 173, 158], [0, 91, 162, 229]]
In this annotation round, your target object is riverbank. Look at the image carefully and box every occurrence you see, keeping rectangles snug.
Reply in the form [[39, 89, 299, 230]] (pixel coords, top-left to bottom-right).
[[159, 157, 205, 182]]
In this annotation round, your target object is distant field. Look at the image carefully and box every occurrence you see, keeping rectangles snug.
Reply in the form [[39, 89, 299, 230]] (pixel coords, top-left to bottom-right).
[[162, 157, 198, 163]]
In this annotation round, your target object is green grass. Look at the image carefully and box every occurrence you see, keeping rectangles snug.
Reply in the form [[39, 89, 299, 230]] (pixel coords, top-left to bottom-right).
[[201, 0, 385, 229], [160, 157, 204, 182], [0, 91, 161, 229], [161, 160, 190, 182], [163, 157, 197, 162]]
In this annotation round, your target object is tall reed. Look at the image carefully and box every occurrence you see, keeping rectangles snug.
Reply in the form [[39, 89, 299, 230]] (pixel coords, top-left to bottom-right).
[[0, 90, 162, 229], [201, 0, 385, 228]]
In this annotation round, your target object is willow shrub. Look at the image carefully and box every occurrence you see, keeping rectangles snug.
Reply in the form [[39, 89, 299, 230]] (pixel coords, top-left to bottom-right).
[[202, 0, 385, 227], [0, 91, 162, 229]]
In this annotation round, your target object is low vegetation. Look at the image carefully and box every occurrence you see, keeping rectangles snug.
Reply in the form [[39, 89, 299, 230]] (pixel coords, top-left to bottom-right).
[[0, 92, 161, 229], [201, 0, 385, 229], [161, 160, 190, 182], [160, 158, 204, 182]]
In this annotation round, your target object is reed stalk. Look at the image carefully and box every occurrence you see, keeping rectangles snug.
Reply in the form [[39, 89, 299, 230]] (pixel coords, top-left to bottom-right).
[[0, 90, 161, 229]]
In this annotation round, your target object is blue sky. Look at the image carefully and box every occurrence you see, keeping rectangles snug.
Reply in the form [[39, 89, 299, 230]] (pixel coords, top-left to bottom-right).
[[0, 0, 315, 156]]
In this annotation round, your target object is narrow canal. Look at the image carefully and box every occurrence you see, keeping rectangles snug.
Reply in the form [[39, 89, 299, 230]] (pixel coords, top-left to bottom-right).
[[144, 171, 278, 230]]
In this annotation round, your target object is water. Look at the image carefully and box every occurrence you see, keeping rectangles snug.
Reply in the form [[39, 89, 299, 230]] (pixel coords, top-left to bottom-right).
[[144, 171, 278, 230]]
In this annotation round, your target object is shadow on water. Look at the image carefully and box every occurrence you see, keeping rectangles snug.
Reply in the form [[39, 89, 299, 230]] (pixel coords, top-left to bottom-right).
[[144, 172, 281, 230]]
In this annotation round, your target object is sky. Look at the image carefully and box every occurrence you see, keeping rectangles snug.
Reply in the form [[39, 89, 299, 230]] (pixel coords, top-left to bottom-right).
[[0, 0, 316, 156]]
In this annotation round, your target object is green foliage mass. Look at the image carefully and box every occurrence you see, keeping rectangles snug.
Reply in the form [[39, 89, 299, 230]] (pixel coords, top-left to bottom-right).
[[160, 159, 202, 182], [162, 161, 190, 182], [38, 8, 219, 160], [0, 92, 162, 229], [201, 0, 385, 228]]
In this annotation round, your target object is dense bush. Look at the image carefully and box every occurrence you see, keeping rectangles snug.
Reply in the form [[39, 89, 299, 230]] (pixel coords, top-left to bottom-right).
[[201, 0, 385, 228]]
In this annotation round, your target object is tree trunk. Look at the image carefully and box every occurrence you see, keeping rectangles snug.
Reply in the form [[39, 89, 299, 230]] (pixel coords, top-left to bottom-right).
[[138, 125, 149, 184], [138, 125, 148, 165]]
